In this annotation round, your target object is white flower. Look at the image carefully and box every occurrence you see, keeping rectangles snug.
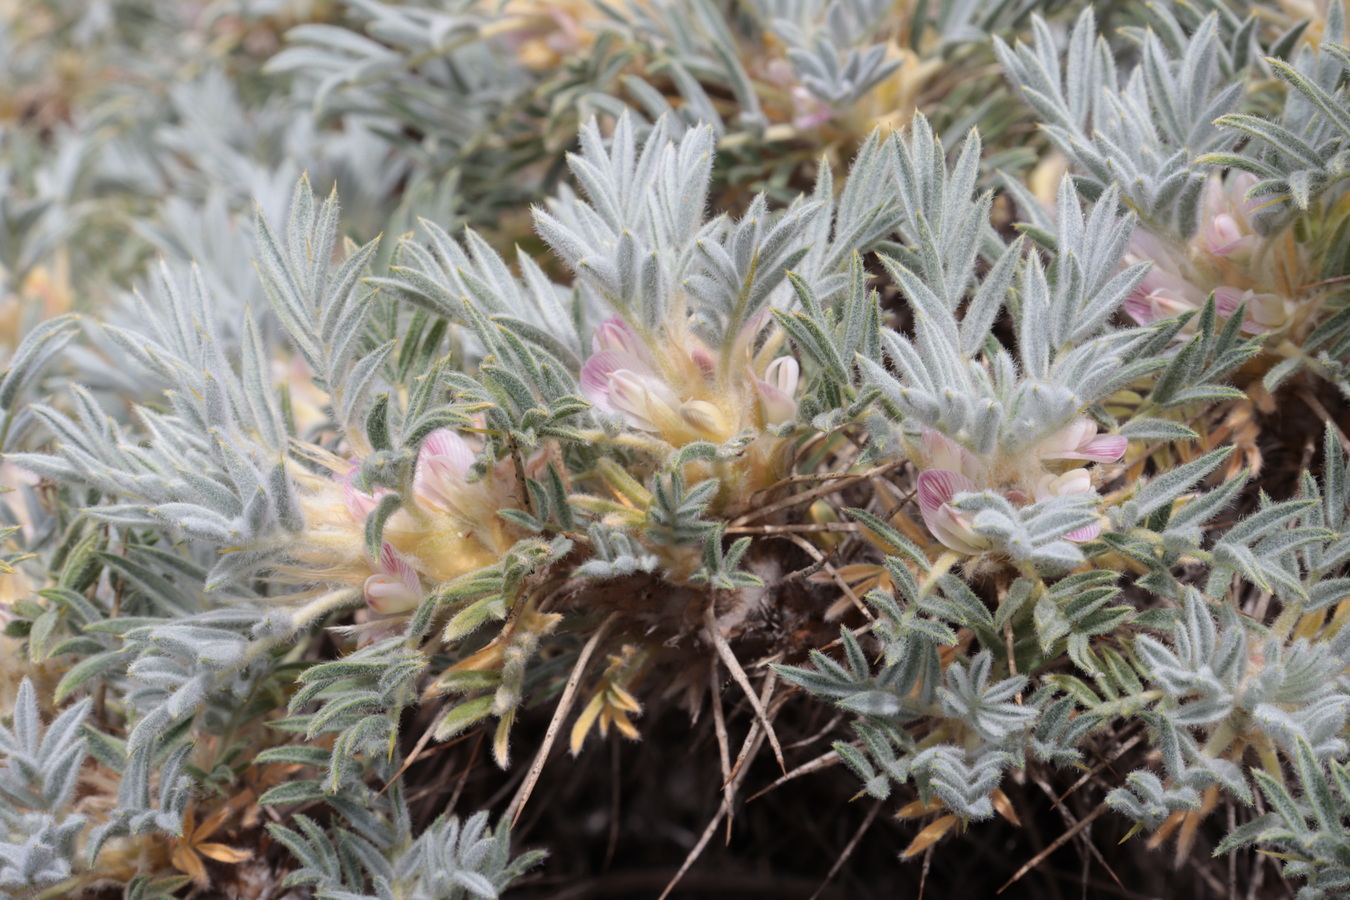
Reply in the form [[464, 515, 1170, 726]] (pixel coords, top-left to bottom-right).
[[752, 357, 799, 426]]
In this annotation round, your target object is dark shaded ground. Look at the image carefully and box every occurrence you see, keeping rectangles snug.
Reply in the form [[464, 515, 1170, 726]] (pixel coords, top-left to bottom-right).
[[425, 695, 1286, 900]]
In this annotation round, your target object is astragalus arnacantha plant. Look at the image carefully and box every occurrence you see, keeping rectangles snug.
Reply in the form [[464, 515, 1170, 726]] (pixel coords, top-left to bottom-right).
[[1, 4, 1350, 899]]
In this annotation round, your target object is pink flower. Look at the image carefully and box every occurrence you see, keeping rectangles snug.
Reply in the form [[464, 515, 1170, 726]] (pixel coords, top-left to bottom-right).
[[1213, 287, 1288, 334], [605, 367, 682, 433], [343, 465, 389, 522], [1037, 419, 1127, 464], [752, 357, 800, 426], [413, 429, 478, 511], [1200, 173, 1260, 257], [921, 429, 986, 482], [790, 85, 836, 130], [690, 346, 717, 379], [1122, 256, 1206, 326], [580, 319, 680, 431], [1066, 522, 1102, 543], [679, 399, 732, 436], [579, 315, 801, 441], [592, 316, 649, 359], [916, 469, 992, 556], [1031, 470, 1102, 542], [580, 318, 690, 433], [1122, 174, 1277, 332], [1028, 420, 1120, 543], [1203, 213, 1250, 257], [364, 542, 422, 615], [1033, 469, 1093, 499]]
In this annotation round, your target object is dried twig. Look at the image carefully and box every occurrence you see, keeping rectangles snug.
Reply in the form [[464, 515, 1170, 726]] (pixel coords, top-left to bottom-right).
[[657, 675, 774, 900], [508, 613, 616, 825], [445, 730, 483, 816], [704, 602, 786, 772], [809, 798, 883, 900], [724, 522, 860, 534], [784, 712, 844, 751], [730, 460, 904, 526], [1035, 776, 1125, 894], [1299, 388, 1350, 456], [746, 748, 842, 802], [786, 533, 873, 620], [997, 802, 1108, 894], [1053, 730, 1146, 808], [708, 655, 733, 840]]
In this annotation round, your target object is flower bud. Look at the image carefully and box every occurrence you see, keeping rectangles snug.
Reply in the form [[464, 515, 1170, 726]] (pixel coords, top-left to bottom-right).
[[608, 368, 681, 433], [921, 429, 986, 482], [342, 466, 386, 522], [679, 399, 732, 439], [1030, 471, 1102, 542], [364, 542, 422, 615], [753, 357, 799, 426], [1033, 469, 1093, 500]]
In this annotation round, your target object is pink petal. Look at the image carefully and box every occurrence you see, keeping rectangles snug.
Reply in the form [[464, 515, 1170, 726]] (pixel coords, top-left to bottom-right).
[[1245, 293, 1287, 331], [921, 430, 984, 482], [1065, 521, 1102, 542], [680, 399, 730, 438], [343, 467, 383, 521], [1213, 286, 1245, 319], [1123, 293, 1160, 326], [1125, 286, 1200, 327], [608, 368, 678, 432], [690, 346, 717, 379], [930, 505, 993, 555], [592, 317, 645, 358], [1126, 229, 1169, 263], [922, 429, 959, 470], [1199, 175, 1226, 223], [364, 574, 421, 615], [378, 542, 421, 591], [1038, 420, 1094, 459], [419, 429, 476, 478], [917, 470, 993, 554], [1203, 214, 1251, 257], [764, 357, 800, 396], [790, 85, 836, 129], [365, 542, 422, 615], [916, 469, 978, 520], [1230, 172, 1262, 218], [413, 430, 478, 511], [580, 349, 651, 412], [1078, 435, 1127, 463], [753, 377, 797, 426], [739, 307, 772, 342]]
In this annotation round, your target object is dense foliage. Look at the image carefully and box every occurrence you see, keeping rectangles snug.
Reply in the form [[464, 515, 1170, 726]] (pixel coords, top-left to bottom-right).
[[2, 0, 1350, 897]]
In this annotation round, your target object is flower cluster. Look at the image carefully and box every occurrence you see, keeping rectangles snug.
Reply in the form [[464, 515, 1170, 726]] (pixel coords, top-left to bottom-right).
[[1123, 176, 1303, 336], [293, 428, 520, 626], [581, 315, 800, 444], [3, 2, 1350, 898], [915, 421, 1127, 555]]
